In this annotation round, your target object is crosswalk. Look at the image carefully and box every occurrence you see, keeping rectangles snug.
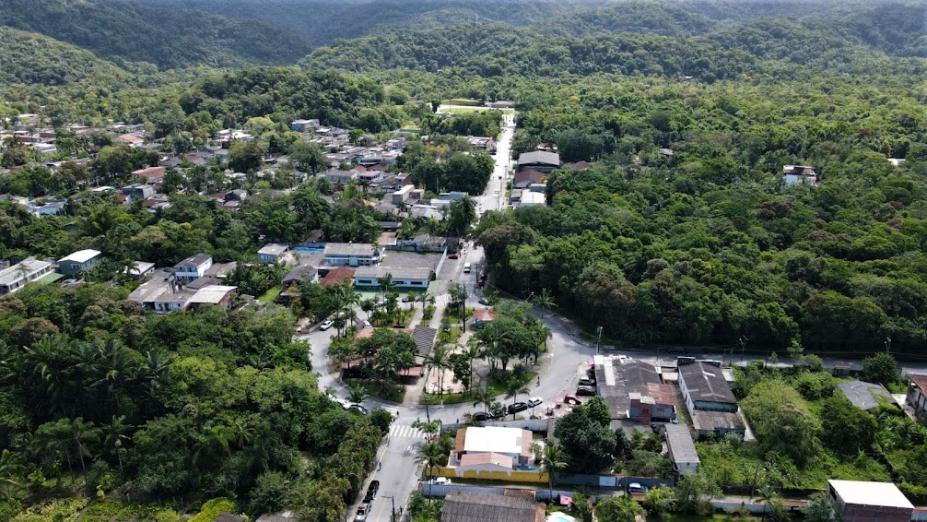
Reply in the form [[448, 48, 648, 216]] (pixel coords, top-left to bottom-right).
[[389, 424, 428, 439]]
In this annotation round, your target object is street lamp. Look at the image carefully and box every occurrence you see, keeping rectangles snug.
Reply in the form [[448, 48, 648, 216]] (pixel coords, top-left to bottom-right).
[[382, 495, 397, 522]]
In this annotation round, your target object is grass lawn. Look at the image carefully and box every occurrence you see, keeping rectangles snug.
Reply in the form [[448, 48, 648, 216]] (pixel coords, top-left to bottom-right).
[[421, 391, 472, 405], [258, 285, 281, 304], [486, 369, 537, 397]]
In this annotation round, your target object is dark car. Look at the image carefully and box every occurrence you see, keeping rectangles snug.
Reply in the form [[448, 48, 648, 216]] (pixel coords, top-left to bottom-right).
[[563, 395, 581, 406], [363, 480, 380, 502], [348, 404, 368, 415], [578, 377, 595, 387], [471, 411, 495, 422], [576, 386, 596, 396], [507, 402, 528, 414]]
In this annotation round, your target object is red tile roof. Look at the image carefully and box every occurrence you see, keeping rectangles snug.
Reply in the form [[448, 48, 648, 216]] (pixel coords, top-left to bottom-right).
[[320, 267, 355, 287], [909, 373, 927, 391], [473, 309, 495, 322]]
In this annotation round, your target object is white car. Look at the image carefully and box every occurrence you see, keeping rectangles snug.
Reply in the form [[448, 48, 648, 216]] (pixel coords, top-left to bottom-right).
[[320, 320, 334, 330], [527, 397, 543, 408]]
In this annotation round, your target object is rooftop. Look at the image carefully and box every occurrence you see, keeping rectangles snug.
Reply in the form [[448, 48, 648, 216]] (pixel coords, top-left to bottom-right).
[[518, 150, 560, 167], [458, 452, 514, 469], [679, 361, 737, 404], [58, 249, 102, 264], [665, 424, 700, 465], [258, 243, 289, 256], [354, 265, 433, 281], [908, 373, 927, 391], [176, 254, 212, 268], [189, 285, 236, 304], [320, 267, 355, 287], [441, 492, 541, 522], [323, 242, 377, 257], [457, 426, 531, 456], [828, 480, 913, 509], [691, 410, 744, 433], [0, 257, 53, 285]]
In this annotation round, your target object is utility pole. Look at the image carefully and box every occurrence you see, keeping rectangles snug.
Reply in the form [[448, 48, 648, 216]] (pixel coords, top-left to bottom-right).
[[595, 326, 603, 355], [739, 336, 748, 365]]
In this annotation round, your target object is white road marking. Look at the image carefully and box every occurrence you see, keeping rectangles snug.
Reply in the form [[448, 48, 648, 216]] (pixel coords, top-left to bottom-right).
[[389, 424, 427, 439]]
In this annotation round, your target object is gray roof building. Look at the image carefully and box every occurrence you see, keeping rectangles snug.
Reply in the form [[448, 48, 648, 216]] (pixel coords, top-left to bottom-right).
[[440, 492, 543, 522], [517, 151, 560, 168], [678, 360, 737, 405], [664, 424, 699, 475]]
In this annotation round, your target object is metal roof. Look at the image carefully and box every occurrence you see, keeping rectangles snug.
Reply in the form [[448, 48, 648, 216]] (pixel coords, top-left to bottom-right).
[[665, 424, 700, 465], [838, 380, 892, 411], [323, 242, 377, 257], [441, 492, 540, 522], [58, 249, 101, 264], [0, 257, 53, 285], [678, 361, 737, 404], [828, 480, 913, 509], [517, 150, 560, 167]]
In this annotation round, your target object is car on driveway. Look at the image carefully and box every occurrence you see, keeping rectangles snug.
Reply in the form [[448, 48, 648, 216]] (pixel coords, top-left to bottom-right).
[[507, 402, 528, 414], [363, 480, 379, 502], [320, 319, 334, 330], [527, 397, 543, 408], [348, 404, 368, 415], [354, 504, 369, 522], [471, 411, 495, 422]]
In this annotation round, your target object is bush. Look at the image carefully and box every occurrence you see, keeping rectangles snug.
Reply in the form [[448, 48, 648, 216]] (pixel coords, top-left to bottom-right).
[[793, 371, 836, 400]]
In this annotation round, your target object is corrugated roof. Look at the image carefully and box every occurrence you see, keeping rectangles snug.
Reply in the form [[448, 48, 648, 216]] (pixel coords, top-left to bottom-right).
[[838, 380, 892, 411], [517, 150, 560, 167], [441, 492, 541, 522], [58, 249, 101, 264], [665, 424, 700, 465], [679, 361, 736, 404], [829, 480, 913, 509]]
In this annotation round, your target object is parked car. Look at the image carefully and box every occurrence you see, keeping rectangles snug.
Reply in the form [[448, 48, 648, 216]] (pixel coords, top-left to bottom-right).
[[402, 294, 413, 303], [363, 480, 380, 503], [576, 386, 596, 396], [448, 253, 458, 259], [434, 477, 451, 485], [563, 395, 581, 406], [471, 411, 495, 422], [320, 319, 334, 330], [354, 504, 369, 522], [578, 377, 595, 387], [348, 404, 368, 415], [527, 397, 543, 408], [627, 482, 647, 494], [478, 297, 490, 305], [507, 402, 528, 414], [362, 319, 372, 328]]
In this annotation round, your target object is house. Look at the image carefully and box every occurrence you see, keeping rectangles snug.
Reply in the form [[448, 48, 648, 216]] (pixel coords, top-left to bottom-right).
[[906, 374, 927, 424], [115, 133, 144, 147], [122, 184, 155, 202], [664, 424, 699, 476], [321, 168, 357, 186], [782, 165, 819, 187], [291, 119, 320, 132], [173, 254, 213, 283], [827, 480, 913, 522], [257, 244, 289, 264], [513, 169, 546, 189], [472, 309, 495, 328], [838, 380, 894, 411], [454, 427, 533, 466], [457, 452, 515, 472], [323, 243, 381, 267], [515, 191, 546, 208], [132, 166, 166, 184], [517, 151, 560, 173], [319, 266, 355, 287], [677, 359, 744, 438], [57, 249, 102, 276], [594, 356, 676, 424], [205, 262, 237, 280], [354, 266, 433, 289], [441, 492, 543, 522], [187, 285, 237, 311], [126, 261, 155, 279], [127, 270, 190, 313], [31, 201, 66, 216], [391, 184, 417, 205], [0, 257, 54, 295]]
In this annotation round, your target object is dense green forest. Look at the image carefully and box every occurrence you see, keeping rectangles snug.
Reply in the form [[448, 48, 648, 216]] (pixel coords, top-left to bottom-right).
[[0, 28, 133, 86], [0, 0, 311, 69]]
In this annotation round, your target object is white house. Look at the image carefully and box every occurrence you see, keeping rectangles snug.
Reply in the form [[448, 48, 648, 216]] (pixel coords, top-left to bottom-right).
[[453, 427, 533, 467], [323, 243, 381, 267], [173, 254, 213, 283], [353, 266, 433, 289], [0, 257, 54, 295], [258, 244, 289, 264], [57, 249, 102, 276]]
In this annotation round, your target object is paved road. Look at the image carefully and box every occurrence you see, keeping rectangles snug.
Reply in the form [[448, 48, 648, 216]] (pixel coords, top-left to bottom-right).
[[477, 113, 515, 214]]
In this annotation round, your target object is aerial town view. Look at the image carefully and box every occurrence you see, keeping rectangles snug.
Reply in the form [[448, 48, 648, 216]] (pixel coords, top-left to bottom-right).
[[0, 0, 926, 520]]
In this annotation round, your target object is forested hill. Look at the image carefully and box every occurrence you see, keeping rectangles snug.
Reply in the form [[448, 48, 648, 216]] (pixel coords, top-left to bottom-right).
[[0, 27, 130, 86], [0, 0, 311, 70], [301, 15, 927, 81]]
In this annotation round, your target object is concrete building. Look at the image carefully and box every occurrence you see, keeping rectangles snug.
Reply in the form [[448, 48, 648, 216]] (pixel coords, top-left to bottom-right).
[[323, 243, 381, 267], [174, 254, 213, 283], [57, 249, 102, 276], [0, 257, 54, 295], [906, 374, 927, 424], [517, 151, 561, 173], [664, 424, 700, 476], [187, 285, 237, 311], [257, 243, 289, 264], [827, 480, 913, 522], [453, 427, 533, 467], [677, 359, 744, 438], [290, 119, 319, 132], [354, 266, 433, 288], [594, 356, 675, 424]]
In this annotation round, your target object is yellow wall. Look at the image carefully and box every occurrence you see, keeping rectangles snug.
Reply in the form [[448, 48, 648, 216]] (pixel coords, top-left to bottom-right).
[[430, 466, 549, 484]]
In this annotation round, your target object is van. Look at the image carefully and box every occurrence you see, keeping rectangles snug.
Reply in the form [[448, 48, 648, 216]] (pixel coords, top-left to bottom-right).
[[463, 263, 472, 273]]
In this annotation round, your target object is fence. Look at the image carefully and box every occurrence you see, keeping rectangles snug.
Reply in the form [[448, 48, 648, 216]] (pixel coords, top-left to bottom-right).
[[429, 466, 549, 484], [440, 418, 552, 433]]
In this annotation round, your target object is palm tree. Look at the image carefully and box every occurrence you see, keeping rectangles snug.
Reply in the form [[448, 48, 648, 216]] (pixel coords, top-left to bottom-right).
[[534, 442, 566, 502], [424, 345, 449, 395], [504, 381, 529, 418], [529, 288, 557, 311], [411, 419, 441, 441], [471, 380, 495, 414], [464, 340, 482, 393], [416, 440, 446, 480], [348, 385, 368, 404], [101, 415, 131, 472], [70, 417, 99, 473]]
